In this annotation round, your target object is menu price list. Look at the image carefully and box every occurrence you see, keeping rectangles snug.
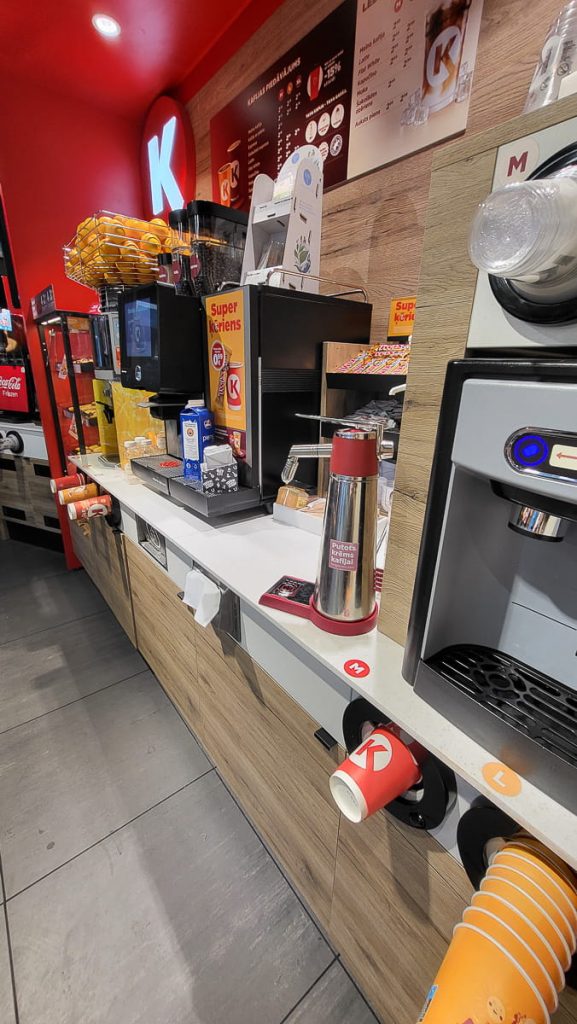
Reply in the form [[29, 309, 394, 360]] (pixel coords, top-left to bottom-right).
[[211, 0, 483, 205], [210, 0, 357, 210], [347, 0, 483, 180]]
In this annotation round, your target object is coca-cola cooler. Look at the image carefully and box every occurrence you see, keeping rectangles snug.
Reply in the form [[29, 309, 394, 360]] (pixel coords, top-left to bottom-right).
[[0, 312, 36, 419], [0, 310, 58, 547]]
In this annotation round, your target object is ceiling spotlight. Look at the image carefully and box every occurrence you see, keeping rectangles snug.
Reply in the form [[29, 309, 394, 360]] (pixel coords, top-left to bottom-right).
[[92, 14, 121, 38]]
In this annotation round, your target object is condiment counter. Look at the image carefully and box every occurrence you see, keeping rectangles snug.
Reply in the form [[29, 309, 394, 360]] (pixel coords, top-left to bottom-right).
[[67, 453, 577, 1023]]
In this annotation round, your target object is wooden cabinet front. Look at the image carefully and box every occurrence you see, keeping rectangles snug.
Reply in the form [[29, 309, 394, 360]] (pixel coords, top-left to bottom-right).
[[328, 809, 471, 1024], [125, 539, 201, 734], [70, 517, 136, 644], [196, 632, 340, 929], [0, 456, 60, 534]]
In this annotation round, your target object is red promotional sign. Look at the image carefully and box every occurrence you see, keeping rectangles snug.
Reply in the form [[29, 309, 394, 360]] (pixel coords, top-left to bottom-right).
[[0, 365, 29, 413], [141, 96, 196, 220]]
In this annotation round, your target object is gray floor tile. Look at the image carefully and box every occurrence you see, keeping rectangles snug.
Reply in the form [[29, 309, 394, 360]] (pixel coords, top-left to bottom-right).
[[0, 539, 66, 593], [0, 913, 15, 1024], [0, 570, 106, 644], [8, 773, 332, 1024], [285, 961, 377, 1023], [0, 672, 211, 895], [0, 608, 145, 733]]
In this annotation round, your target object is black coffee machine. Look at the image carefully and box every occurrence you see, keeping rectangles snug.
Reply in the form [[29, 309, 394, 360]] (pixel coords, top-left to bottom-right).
[[121, 282, 373, 519], [118, 202, 249, 508], [119, 201, 248, 398], [119, 284, 204, 396]]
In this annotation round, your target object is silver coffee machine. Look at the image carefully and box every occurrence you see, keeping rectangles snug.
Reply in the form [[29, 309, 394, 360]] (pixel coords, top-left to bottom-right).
[[404, 358, 577, 813]]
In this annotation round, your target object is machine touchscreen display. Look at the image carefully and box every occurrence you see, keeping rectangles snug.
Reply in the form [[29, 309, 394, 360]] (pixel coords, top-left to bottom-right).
[[125, 298, 157, 359]]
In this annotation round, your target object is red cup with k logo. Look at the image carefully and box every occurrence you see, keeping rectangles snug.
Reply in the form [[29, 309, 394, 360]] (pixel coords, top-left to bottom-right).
[[226, 362, 243, 411], [330, 726, 421, 822]]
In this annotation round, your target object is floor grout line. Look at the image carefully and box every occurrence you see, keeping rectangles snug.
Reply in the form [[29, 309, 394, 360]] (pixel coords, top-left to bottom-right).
[[4, 767, 215, 903], [142, 666, 337, 952], [0, 608, 108, 648], [0, 852, 20, 1024], [0, 667, 151, 738], [336, 956, 381, 1020], [212, 767, 340, 955], [277, 957, 337, 1023]]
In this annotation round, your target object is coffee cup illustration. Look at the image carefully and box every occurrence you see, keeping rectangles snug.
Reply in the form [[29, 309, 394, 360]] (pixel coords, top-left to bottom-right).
[[218, 164, 232, 206], [307, 66, 323, 101], [226, 362, 243, 411], [227, 140, 242, 206], [422, 0, 471, 112]]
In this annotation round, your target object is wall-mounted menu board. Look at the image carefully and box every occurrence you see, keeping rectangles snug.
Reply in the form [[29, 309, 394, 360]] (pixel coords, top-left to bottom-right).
[[210, 0, 483, 210]]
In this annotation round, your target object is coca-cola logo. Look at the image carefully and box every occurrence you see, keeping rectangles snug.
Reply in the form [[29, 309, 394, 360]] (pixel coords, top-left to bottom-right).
[[0, 375, 22, 393], [0, 366, 28, 412]]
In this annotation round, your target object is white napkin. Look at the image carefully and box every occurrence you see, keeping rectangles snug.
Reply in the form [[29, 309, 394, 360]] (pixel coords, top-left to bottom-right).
[[204, 445, 234, 468], [182, 569, 222, 627]]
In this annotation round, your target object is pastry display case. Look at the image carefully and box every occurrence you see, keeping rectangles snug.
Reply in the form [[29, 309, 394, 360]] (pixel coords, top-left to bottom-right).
[[35, 310, 101, 470]]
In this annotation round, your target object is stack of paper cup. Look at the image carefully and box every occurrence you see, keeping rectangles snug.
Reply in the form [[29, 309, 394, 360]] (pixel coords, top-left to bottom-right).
[[419, 837, 577, 1024], [67, 494, 112, 522], [50, 472, 87, 494], [58, 483, 98, 505]]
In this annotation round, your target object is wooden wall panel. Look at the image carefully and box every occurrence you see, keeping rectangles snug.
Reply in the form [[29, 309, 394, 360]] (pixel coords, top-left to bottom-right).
[[187, 0, 565, 341], [380, 93, 577, 644], [186, 1, 577, 646]]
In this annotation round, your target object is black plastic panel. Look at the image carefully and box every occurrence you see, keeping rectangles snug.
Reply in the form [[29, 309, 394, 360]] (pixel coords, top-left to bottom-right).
[[427, 644, 577, 769]]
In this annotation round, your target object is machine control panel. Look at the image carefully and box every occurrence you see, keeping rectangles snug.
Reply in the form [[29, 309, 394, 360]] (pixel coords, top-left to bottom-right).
[[506, 428, 577, 483]]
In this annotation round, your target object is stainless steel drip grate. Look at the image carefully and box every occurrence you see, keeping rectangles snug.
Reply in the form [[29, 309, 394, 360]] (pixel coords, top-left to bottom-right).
[[427, 645, 577, 768]]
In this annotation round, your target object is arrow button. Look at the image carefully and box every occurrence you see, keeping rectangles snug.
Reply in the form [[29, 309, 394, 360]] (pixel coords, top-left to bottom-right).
[[550, 443, 577, 471]]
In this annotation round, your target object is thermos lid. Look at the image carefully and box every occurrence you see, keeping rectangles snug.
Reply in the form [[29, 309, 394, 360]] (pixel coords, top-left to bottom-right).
[[331, 429, 378, 477]]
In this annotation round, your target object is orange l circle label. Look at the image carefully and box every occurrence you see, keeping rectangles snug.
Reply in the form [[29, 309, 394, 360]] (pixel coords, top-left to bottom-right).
[[482, 761, 522, 797]]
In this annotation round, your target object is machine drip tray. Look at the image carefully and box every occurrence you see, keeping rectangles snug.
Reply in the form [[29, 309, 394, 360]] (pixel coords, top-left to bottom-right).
[[426, 645, 577, 769]]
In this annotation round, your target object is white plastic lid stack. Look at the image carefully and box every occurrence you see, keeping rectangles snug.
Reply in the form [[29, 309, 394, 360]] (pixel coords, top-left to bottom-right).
[[524, 2, 577, 111], [468, 173, 577, 298]]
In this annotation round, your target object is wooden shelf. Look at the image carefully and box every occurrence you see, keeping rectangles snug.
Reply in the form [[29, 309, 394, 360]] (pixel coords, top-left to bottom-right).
[[326, 372, 406, 394]]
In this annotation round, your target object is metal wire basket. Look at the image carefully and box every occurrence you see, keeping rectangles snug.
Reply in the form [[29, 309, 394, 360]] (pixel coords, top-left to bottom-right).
[[64, 210, 170, 290]]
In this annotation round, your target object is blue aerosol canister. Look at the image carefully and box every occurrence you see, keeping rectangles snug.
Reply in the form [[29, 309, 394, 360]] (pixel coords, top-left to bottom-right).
[[180, 400, 215, 481]]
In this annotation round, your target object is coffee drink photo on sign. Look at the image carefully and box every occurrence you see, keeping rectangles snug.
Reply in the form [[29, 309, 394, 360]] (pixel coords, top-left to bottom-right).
[[422, 0, 471, 112]]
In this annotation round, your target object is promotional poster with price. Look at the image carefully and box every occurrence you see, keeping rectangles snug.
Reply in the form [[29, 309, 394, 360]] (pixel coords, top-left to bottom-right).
[[205, 289, 247, 461], [210, 0, 483, 206]]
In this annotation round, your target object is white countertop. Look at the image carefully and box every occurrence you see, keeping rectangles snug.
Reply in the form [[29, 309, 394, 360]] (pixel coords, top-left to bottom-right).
[[73, 455, 577, 871]]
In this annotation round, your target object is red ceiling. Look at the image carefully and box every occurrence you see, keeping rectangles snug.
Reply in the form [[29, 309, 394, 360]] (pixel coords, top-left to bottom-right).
[[0, 0, 283, 121]]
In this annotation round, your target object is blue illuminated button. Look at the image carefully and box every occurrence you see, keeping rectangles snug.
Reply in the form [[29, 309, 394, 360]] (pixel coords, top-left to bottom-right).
[[512, 434, 549, 467]]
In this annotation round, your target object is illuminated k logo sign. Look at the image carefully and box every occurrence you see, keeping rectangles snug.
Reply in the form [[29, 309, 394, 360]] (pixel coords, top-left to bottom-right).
[[147, 116, 184, 215]]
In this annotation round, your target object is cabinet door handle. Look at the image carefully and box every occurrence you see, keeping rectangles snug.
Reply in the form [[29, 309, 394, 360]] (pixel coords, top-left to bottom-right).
[[314, 727, 337, 751]]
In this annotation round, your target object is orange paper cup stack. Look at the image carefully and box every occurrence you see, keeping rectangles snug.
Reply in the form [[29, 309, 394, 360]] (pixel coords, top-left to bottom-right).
[[419, 836, 577, 1024]]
